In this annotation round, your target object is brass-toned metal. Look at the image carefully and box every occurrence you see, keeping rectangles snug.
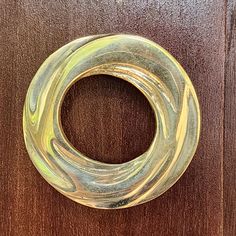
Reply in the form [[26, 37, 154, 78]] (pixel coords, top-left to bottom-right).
[[23, 34, 201, 209]]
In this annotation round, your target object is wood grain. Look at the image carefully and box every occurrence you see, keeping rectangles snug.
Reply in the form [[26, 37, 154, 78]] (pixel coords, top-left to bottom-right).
[[0, 0, 229, 235], [61, 75, 156, 164], [224, 0, 236, 235]]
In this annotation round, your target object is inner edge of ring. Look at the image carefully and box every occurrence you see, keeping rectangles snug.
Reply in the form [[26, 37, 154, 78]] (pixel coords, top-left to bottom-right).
[[57, 65, 159, 166]]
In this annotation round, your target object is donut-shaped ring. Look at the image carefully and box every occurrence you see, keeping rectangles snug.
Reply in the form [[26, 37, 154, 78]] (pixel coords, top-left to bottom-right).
[[23, 34, 200, 209]]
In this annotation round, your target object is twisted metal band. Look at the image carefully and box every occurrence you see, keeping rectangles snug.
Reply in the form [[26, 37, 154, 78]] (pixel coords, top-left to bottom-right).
[[23, 34, 200, 209]]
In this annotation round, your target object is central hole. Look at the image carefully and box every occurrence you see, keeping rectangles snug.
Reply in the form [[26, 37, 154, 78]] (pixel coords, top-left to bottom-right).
[[61, 75, 156, 164]]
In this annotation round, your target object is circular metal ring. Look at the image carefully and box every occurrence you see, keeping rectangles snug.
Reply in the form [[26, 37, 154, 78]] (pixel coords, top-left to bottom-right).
[[23, 34, 200, 209]]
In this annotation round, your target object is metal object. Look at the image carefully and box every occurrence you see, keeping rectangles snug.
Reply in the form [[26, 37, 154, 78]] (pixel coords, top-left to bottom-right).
[[23, 34, 201, 209]]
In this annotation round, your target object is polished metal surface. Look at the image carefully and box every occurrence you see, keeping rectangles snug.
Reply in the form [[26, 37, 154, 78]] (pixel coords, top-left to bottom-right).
[[23, 34, 201, 209]]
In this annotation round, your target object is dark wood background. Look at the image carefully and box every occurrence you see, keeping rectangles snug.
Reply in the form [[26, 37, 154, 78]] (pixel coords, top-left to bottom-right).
[[0, 0, 235, 235]]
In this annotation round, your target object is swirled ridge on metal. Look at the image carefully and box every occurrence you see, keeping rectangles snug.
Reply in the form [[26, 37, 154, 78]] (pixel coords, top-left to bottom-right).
[[23, 34, 201, 209]]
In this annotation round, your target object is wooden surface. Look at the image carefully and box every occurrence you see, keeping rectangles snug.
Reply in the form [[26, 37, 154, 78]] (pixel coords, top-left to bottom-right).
[[0, 0, 234, 235], [224, 0, 236, 235]]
